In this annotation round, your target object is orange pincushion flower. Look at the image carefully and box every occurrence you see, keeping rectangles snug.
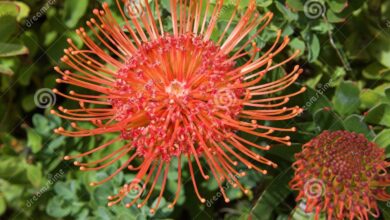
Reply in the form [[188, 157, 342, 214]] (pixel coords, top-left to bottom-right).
[[290, 130, 390, 220], [51, 0, 305, 211]]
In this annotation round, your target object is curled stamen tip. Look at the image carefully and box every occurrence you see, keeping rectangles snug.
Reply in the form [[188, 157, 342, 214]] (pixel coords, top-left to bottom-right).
[[64, 155, 71, 160], [248, 165, 253, 169], [291, 127, 297, 132], [244, 189, 250, 195], [127, 165, 133, 169], [233, 161, 238, 166], [286, 142, 292, 146], [240, 172, 246, 176], [200, 198, 206, 203], [204, 175, 210, 180], [70, 122, 77, 128], [265, 145, 271, 150], [55, 79, 62, 83], [262, 170, 268, 175], [89, 182, 97, 186], [93, 9, 99, 15], [54, 66, 60, 71], [80, 166, 86, 171], [168, 204, 174, 209], [107, 202, 114, 207], [271, 163, 278, 168], [137, 204, 142, 208], [232, 184, 238, 188], [50, 110, 56, 115], [225, 198, 230, 203], [73, 161, 80, 166], [66, 38, 72, 44], [125, 203, 132, 208], [149, 209, 155, 214], [102, 2, 109, 8]]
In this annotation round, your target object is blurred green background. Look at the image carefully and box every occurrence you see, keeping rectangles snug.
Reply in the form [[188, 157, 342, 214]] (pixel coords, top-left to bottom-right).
[[1, 0, 390, 219]]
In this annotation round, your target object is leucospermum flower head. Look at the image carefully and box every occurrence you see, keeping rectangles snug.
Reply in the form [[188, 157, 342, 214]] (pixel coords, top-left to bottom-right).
[[290, 130, 390, 220], [51, 0, 305, 212]]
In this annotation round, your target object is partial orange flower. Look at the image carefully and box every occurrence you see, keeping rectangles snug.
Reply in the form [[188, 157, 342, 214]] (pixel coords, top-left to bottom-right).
[[52, 0, 304, 212], [290, 130, 390, 220]]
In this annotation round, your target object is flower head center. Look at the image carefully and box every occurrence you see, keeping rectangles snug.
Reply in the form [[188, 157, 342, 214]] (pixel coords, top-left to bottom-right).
[[165, 80, 189, 98]]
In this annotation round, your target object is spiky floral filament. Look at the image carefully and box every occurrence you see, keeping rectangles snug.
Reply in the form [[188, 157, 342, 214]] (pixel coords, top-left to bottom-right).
[[52, 0, 305, 211], [290, 130, 390, 220]]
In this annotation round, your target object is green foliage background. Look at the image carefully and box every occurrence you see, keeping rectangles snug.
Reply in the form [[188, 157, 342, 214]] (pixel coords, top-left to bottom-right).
[[1, 0, 390, 219]]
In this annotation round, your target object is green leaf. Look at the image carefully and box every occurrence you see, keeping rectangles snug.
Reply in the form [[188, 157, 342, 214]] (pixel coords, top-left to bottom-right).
[[0, 64, 14, 76], [344, 115, 375, 140], [286, 0, 304, 11], [63, 0, 90, 28], [249, 169, 293, 220], [333, 81, 360, 115], [0, 2, 19, 17], [275, 1, 298, 21], [306, 34, 320, 62], [328, 0, 348, 13], [374, 129, 390, 156], [46, 196, 71, 218], [290, 202, 326, 220], [360, 89, 385, 109], [0, 43, 29, 57], [313, 108, 345, 131], [27, 128, 43, 153], [13, 1, 30, 21], [0, 195, 6, 216], [362, 62, 390, 81], [27, 163, 43, 187], [365, 104, 390, 127], [0, 16, 17, 42], [369, 34, 390, 68]]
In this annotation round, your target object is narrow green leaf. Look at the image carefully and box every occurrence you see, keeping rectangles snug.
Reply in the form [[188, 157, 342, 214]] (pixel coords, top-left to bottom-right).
[[0, 195, 5, 216], [249, 169, 293, 220], [0, 43, 29, 57]]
